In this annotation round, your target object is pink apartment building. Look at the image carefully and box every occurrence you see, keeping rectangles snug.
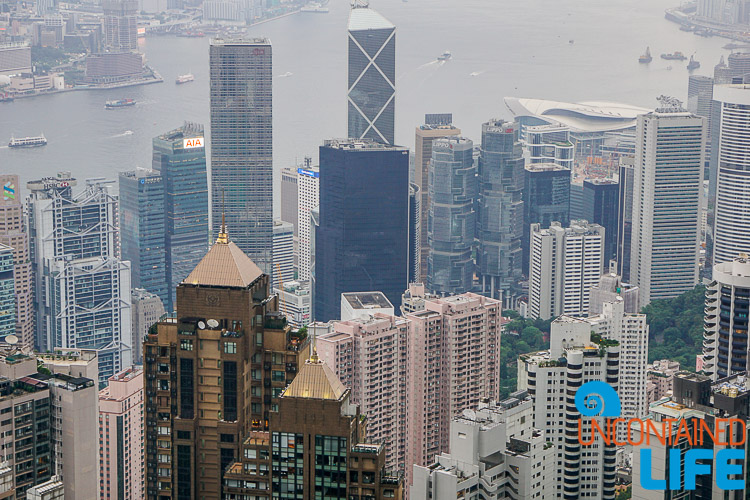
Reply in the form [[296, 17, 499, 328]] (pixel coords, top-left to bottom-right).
[[98, 367, 145, 500], [318, 292, 501, 483]]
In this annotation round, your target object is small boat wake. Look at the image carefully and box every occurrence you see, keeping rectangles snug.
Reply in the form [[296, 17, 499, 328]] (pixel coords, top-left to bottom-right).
[[277, 72, 293, 78], [111, 130, 134, 138], [469, 70, 486, 77]]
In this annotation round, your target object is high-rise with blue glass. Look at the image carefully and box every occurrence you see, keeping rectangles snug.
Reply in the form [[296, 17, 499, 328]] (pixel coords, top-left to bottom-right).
[[152, 122, 209, 311], [0, 244, 14, 341], [347, 3, 395, 145], [314, 139, 409, 321], [210, 38, 273, 273]]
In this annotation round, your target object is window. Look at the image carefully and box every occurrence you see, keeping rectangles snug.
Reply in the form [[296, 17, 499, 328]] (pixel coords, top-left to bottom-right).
[[180, 339, 193, 351], [224, 342, 237, 354]]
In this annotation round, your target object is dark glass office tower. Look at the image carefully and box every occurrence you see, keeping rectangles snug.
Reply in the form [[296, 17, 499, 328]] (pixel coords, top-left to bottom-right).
[[210, 38, 273, 272], [152, 123, 210, 312], [118, 170, 168, 307], [522, 163, 570, 273], [617, 159, 635, 282], [476, 120, 525, 305], [427, 137, 477, 295], [582, 178, 620, 265], [314, 139, 409, 321], [347, 4, 395, 144]]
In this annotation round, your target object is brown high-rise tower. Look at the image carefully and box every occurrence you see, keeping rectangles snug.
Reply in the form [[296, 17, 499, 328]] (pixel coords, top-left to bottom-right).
[[144, 224, 309, 499]]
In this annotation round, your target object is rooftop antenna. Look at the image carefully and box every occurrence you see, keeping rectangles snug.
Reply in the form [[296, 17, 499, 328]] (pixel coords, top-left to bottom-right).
[[216, 188, 228, 244], [310, 326, 319, 363]]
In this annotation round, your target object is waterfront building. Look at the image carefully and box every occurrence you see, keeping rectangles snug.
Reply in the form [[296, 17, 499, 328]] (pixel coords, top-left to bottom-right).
[[280, 166, 298, 235], [222, 351, 403, 500], [0, 245, 13, 342], [119, 169, 168, 308], [340, 291, 394, 321], [274, 280, 311, 328], [582, 178, 620, 263], [411, 397, 555, 500], [296, 162, 319, 281], [130, 288, 165, 365], [152, 122, 209, 311], [476, 120, 525, 305], [414, 118, 461, 282], [272, 220, 294, 289], [98, 367, 144, 500], [728, 51, 750, 81], [427, 137, 477, 295], [522, 163, 570, 272], [143, 225, 310, 498], [347, 3, 396, 144], [525, 122, 574, 169], [518, 316, 620, 500], [629, 105, 704, 307], [314, 139, 409, 321], [0, 42, 31, 77], [0, 174, 34, 346], [702, 256, 750, 380], [209, 38, 273, 272], [712, 84, 750, 266], [84, 52, 144, 84], [616, 156, 635, 281], [102, 0, 138, 51], [27, 174, 132, 384], [528, 220, 605, 320], [631, 371, 750, 499]]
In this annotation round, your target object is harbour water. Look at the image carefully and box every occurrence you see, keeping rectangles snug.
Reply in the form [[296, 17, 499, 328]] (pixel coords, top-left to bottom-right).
[[0, 0, 731, 209]]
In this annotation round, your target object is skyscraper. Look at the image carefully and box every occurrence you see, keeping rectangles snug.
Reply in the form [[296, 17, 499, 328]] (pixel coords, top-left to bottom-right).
[[427, 137, 477, 295], [296, 162, 319, 281], [27, 174, 132, 384], [0, 174, 34, 346], [616, 156, 635, 281], [0, 244, 14, 341], [408, 182, 421, 283], [528, 220, 605, 320], [702, 256, 750, 380], [102, 0, 138, 51], [119, 169, 168, 307], [210, 38, 273, 272], [476, 120, 524, 305], [582, 178, 619, 264], [152, 123, 209, 311], [347, 3, 395, 144], [525, 123, 574, 169], [130, 288, 165, 365], [272, 219, 294, 289], [280, 166, 299, 235], [314, 139, 409, 321], [630, 102, 704, 306], [712, 84, 750, 266], [414, 118, 461, 282], [522, 163, 571, 272]]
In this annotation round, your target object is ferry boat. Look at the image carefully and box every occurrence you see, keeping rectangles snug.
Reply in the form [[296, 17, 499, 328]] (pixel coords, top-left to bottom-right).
[[687, 55, 700, 70], [176, 73, 195, 84], [9, 134, 47, 148], [437, 51, 452, 62], [639, 47, 652, 63], [105, 98, 136, 109], [300, 3, 329, 12], [661, 51, 687, 60]]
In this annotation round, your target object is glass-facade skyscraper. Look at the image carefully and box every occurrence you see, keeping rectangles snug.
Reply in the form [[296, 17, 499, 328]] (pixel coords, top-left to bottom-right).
[[582, 178, 620, 265], [210, 38, 273, 273], [314, 139, 409, 321], [476, 120, 525, 305], [153, 123, 209, 311], [0, 243, 14, 341], [427, 137, 476, 295], [347, 4, 395, 145]]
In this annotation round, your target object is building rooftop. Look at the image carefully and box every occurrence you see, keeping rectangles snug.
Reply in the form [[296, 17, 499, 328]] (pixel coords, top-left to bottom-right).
[[210, 37, 270, 46], [282, 358, 346, 401], [323, 138, 406, 151], [184, 234, 263, 289], [342, 291, 393, 310], [348, 5, 394, 31], [525, 162, 570, 173]]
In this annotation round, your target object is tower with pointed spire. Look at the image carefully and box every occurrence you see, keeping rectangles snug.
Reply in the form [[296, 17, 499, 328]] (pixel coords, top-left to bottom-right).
[[143, 226, 310, 499]]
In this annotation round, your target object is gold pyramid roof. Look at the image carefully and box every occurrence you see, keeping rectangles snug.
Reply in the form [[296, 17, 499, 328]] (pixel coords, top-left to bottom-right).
[[282, 358, 347, 400], [183, 237, 264, 288]]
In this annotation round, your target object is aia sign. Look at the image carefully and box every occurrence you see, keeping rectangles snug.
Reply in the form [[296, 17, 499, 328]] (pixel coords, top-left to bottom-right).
[[183, 137, 204, 149]]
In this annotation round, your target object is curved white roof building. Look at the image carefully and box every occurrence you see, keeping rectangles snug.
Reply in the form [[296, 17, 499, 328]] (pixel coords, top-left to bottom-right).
[[504, 97, 651, 133]]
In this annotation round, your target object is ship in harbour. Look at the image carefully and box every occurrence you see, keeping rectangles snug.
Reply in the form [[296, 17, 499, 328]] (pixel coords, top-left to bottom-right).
[[437, 51, 452, 62], [639, 46, 652, 63], [105, 98, 136, 109], [661, 51, 687, 60], [176, 73, 195, 84], [8, 134, 47, 148], [687, 55, 700, 70]]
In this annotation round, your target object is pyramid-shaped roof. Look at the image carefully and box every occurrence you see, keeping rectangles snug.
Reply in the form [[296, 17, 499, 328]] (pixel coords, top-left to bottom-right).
[[348, 5, 394, 32], [282, 358, 347, 400], [183, 239, 264, 288]]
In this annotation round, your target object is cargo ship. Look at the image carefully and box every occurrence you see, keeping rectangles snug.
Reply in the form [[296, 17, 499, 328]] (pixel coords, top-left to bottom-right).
[[639, 47, 652, 63], [176, 73, 195, 84], [105, 98, 136, 109], [9, 134, 47, 148], [661, 51, 687, 60], [687, 55, 700, 70]]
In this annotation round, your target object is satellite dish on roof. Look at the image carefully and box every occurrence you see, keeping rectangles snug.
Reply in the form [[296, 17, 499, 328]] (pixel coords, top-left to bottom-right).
[[198, 321, 206, 330], [207, 319, 219, 328], [4, 335, 18, 346]]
